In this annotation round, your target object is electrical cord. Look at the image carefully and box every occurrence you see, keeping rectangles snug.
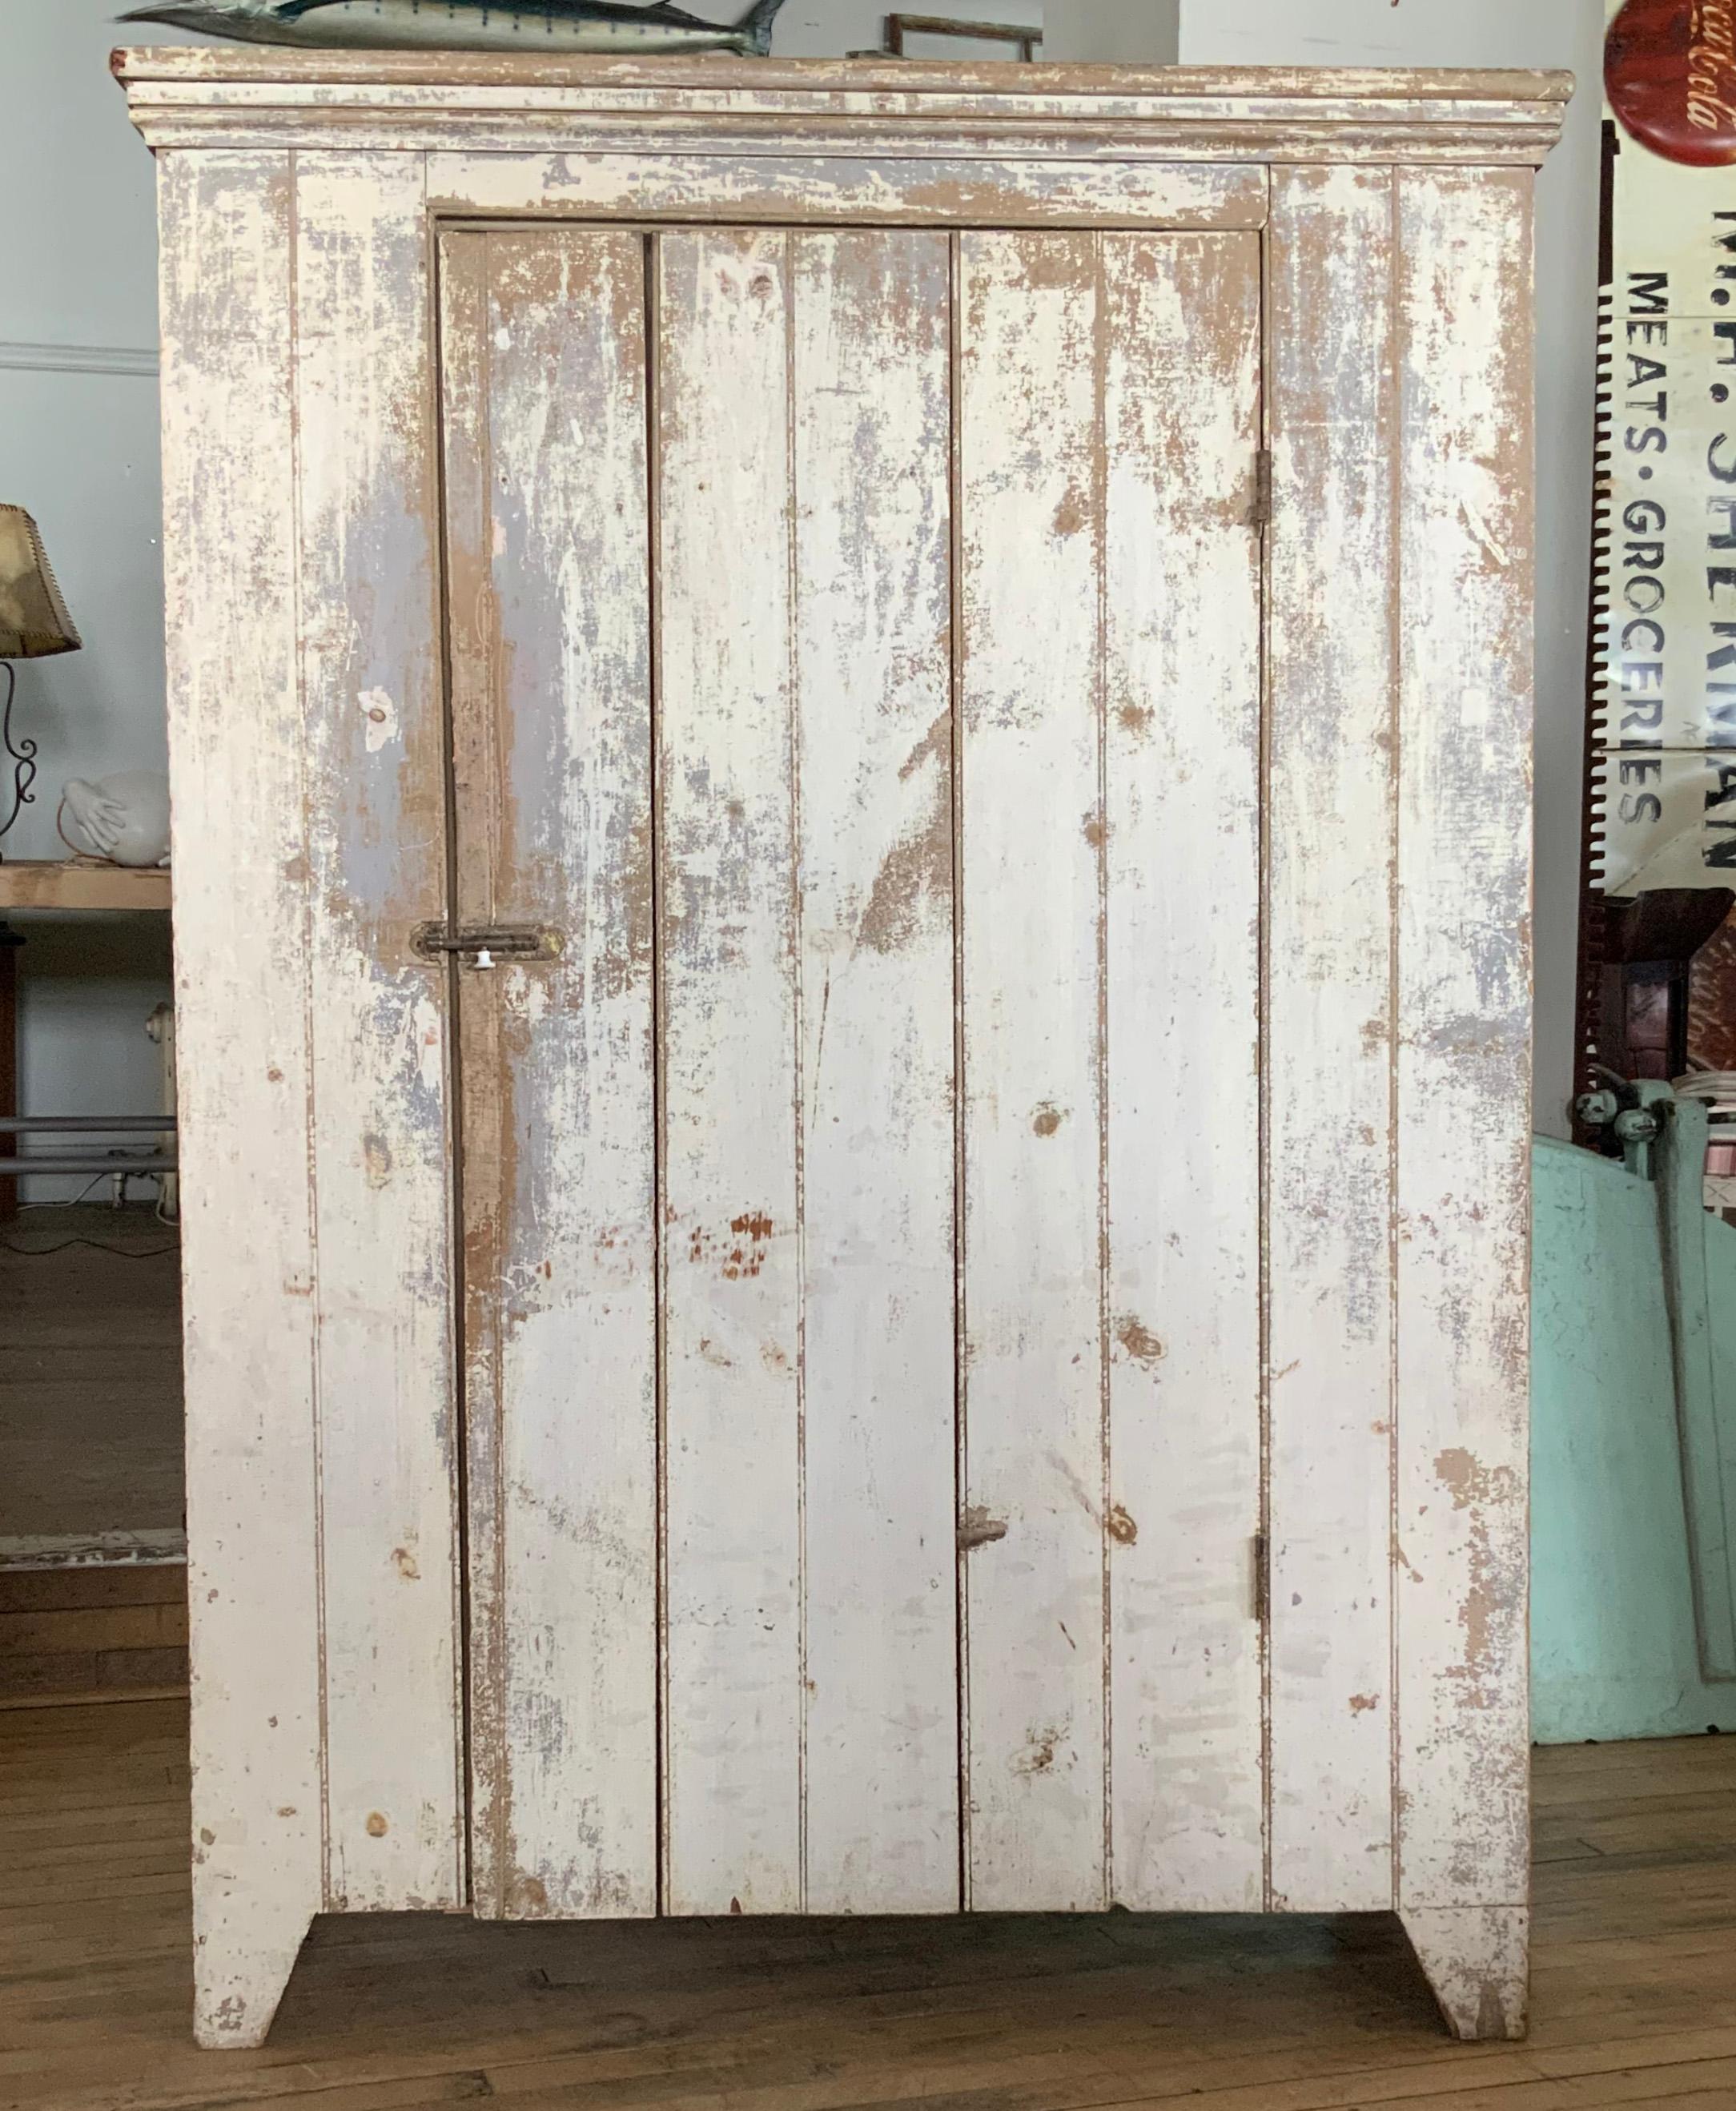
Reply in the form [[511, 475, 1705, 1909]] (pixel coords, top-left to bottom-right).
[[0, 1234, 178, 1259], [2, 1176, 180, 1259]]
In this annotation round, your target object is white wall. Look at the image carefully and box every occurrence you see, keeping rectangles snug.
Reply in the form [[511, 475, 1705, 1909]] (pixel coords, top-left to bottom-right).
[[770, 0, 1041, 55], [0, 2, 204, 1199], [1179, 0, 1602, 1137], [1044, 0, 1178, 62]]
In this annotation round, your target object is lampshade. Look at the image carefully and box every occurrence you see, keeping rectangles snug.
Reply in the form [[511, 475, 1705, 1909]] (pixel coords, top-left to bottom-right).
[[0, 505, 81, 660]]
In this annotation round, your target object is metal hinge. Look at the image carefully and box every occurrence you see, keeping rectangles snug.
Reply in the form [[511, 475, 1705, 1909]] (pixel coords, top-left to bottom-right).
[[412, 922, 562, 970], [1250, 448, 1273, 531]]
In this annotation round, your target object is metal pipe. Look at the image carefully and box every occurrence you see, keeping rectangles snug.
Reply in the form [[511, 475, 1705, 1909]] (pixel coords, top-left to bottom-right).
[[0, 1156, 178, 1177], [0, 1116, 176, 1134]]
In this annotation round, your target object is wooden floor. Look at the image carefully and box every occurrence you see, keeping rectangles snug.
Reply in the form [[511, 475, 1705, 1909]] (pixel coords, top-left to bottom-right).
[[0, 1560, 187, 1706], [5, 1705, 1736, 2109]]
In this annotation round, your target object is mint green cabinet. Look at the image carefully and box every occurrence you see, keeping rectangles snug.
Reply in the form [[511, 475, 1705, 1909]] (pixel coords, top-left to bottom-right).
[[1533, 1136, 1736, 1740]]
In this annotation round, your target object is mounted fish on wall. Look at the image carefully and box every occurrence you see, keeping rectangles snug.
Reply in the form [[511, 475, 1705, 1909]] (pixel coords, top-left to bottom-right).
[[118, 0, 792, 57]]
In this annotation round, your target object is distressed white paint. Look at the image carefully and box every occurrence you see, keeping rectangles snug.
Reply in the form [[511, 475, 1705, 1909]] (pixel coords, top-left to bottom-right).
[[127, 56, 1558, 2049], [958, 231, 1107, 1912], [1103, 231, 1264, 1914], [1178, 0, 1599, 1152], [427, 151, 1269, 229], [293, 149, 462, 1917], [440, 227, 658, 1921], [1400, 1905, 1530, 2041], [1264, 163, 1399, 1916], [1395, 170, 1533, 1942], [157, 146, 320, 2050], [119, 53, 1572, 167], [657, 228, 803, 1917], [358, 686, 399, 754], [794, 231, 959, 1915]]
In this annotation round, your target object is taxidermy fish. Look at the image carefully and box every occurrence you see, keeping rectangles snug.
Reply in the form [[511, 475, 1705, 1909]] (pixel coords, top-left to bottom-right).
[[118, 0, 791, 57]]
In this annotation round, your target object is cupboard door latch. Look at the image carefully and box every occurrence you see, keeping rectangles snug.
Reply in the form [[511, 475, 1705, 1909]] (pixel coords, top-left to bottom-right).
[[412, 922, 563, 970]]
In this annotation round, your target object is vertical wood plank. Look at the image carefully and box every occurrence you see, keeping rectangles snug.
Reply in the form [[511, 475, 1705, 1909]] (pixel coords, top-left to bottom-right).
[[1103, 231, 1265, 1913], [1266, 165, 1397, 1913], [794, 230, 958, 1915], [158, 147, 319, 2046], [442, 227, 657, 1920], [958, 231, 1107, 1912], [1395, 167, 1533, 1919], [293, 152, 461, 1913], [658, 228, 802, 1916]]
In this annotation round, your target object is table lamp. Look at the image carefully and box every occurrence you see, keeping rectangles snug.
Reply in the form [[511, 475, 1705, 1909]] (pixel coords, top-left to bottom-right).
[[0, 505, 82, 862]]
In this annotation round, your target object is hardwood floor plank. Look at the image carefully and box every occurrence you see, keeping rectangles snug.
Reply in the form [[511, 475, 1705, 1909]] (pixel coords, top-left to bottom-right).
[[0, 1605, 184, 1655], [0, 1703, 1732, 2107], [0, 1567, 184, 1614], [0, 1216, 183, 1546]]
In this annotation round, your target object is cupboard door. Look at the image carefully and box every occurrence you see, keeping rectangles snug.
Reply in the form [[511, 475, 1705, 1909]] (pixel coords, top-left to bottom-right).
[[441, 227, 659, 1920], [958, 231, 1264, 1912], [443, 221, 1264, 1920], [657, 229, 958, 1916]]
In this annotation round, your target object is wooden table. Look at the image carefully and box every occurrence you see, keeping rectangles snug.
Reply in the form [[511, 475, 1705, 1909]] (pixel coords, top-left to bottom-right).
[[0, 860, 171, 915]]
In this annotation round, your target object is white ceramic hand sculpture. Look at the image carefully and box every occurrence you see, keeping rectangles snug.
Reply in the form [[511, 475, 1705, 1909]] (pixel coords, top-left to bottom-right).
[[59, 770, 171, 867]]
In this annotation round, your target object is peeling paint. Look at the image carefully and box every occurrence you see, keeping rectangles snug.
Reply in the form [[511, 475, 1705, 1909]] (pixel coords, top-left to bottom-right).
[[358, 686, 400, 754], [1115, 1316, 1165, 1369], [958, 1506, 1009, 1551]]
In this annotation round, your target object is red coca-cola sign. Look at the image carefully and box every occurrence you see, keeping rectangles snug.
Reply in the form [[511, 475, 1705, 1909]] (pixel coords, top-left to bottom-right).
[[1608, 0, 1736, 166]]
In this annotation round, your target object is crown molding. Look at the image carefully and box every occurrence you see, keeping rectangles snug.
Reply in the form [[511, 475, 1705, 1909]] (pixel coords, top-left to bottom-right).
[[0, 340, 159, 380], [113, 50, 1573, 166]]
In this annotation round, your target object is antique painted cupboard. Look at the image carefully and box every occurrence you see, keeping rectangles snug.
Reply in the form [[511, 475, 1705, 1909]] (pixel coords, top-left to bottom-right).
[[119, 49, 1566, 2048]]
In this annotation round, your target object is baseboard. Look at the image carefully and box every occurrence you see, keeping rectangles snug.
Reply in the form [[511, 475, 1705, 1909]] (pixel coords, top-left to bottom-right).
[[0, 1529, 187, 1571]]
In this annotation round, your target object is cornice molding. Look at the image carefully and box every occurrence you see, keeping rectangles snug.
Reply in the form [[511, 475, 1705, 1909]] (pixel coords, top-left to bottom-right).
[[113, 50, 1573, 167]]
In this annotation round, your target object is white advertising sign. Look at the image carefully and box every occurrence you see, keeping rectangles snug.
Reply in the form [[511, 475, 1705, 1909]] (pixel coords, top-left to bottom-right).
[[1598, 8, 1736, 892]]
